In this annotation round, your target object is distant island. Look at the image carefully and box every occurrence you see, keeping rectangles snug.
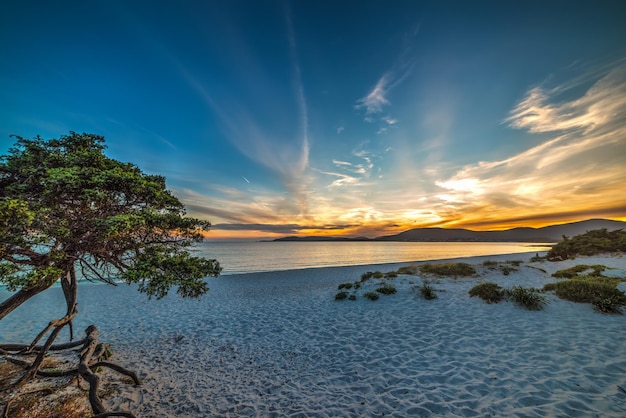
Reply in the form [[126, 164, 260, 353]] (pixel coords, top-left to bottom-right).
[[273, 219, 626, 243]]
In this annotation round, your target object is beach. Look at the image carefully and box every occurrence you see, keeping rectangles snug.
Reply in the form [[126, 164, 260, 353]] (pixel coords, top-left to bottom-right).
[[2, 251, 626, 417]]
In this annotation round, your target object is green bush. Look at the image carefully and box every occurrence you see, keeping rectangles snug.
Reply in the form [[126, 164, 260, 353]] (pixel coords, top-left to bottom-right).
[[507, 286, 546, 310], [552, 264, 607, 279], [420, 262, 476, 277], [419, 284, 437, 300], [398, 265, 419, 275], [593, 296, 623, 314], [338, 282, 353, 290], [483, 260, 498, 267], [469, 282, 505, 303], [500, 266, 517, 276], [372, 271, 384, 279], [376, 283, 397, 295], [364, 291, 379, 301], [384, 271, 398, 278], [547, 229, 626, 260], [543, 279, 626, 306], [361, 272, 374, 282], [335, 291, 348, 300], [507, 260, 523, 267]]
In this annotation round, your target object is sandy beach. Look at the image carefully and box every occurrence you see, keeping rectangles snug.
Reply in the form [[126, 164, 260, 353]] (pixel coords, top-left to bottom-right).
[[2, 251, 626, 417]]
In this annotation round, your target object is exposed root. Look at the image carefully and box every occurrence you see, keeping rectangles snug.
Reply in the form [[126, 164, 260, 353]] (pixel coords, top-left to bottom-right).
[[1, 325, 140, 418]]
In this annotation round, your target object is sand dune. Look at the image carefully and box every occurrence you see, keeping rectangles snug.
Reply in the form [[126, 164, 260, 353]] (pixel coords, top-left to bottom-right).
[[2, 252, 625, 417]]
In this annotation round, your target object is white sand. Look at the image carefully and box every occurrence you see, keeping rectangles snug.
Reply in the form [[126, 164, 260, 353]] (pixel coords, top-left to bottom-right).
[[2, 252, 626, 417]]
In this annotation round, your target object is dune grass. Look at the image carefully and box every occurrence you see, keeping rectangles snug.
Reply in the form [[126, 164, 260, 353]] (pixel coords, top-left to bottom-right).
[[469, 282, 506, 304], [420, 262, 476, 277]]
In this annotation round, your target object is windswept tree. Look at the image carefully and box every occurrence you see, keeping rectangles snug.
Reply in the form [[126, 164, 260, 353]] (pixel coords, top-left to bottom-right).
[[0, 132, 221, 416]]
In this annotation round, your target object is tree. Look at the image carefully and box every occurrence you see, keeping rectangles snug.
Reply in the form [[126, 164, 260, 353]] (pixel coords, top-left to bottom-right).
[[0, 132, 221, 416]]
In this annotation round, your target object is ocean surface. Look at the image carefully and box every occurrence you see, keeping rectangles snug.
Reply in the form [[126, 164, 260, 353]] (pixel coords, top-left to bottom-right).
[[193, 241, 553, 275]]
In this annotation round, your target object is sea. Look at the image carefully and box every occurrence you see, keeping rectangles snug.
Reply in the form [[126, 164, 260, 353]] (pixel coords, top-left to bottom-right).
[[193, 241, 553, 275]]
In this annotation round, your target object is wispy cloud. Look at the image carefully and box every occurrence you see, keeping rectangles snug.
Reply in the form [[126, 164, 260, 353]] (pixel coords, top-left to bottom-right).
[[356, 73, 392, 115], [433, 63, 626, 229], [355, 24, 419, 122], [506, 66, 626, 134]]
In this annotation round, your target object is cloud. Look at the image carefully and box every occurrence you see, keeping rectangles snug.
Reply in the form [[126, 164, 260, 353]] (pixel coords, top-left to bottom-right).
[[506, 67, 626, 134], [433, 64, 626, 228], [337, 126, 345, 134], [383, 116, 398, 125], [355, 73, 392, 115]]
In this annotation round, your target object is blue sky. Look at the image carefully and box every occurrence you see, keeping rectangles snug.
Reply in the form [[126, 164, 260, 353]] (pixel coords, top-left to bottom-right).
[[1, 0, 625, 239]]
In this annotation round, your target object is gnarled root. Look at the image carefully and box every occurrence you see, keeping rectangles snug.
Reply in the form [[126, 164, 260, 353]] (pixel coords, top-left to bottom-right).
[[1, 325, 140, 418]]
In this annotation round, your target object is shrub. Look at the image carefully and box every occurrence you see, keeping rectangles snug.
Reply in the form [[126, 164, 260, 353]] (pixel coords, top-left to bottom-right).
[[483, 260, 498, 267], [530, 254, 546, 262], [361, 272, 374, 282], [353, 282, 361, 290], [547, 229, 626, 260], [593, 296, 623, 314], [364, 291, 379, 301], [552, 264, 607, 279], [421, 262, 476, 277], [376, 283, 397, 295], [500, 266, 517, 276], [372, 271, 384, 279], [543, 279, 626, 306], [469, 282, 505, 303], [419, 284, 437, 300], [338, 282, 353, 290], [348, 294, 357, 301], [335, 291, 348, 300], [507, 260, 523, 267], [384, 271, 398, 278], [507, 286, 546, 310], [398, 265, 419, 275]]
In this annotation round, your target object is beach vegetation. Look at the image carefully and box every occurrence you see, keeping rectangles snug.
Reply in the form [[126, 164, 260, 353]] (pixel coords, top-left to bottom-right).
[[384, 271, 398, 278], [335, 291, 348, 300], [420, 262, 476, 277], [530, 253, 546, 262], [338, 282, 353, 290], [483, 260, 498, 267], [375, 283, 397, 295], [348, 294, 357, 301], [543, 279, 626, 308], [500, 266, 517, 276], [397, 265, 419, 275], [547, 228, 626, 260], [364, 291, 380, 301], [0, 133, 221, 416], [469, 282, 505, 303], [418, 284, 438, 300], [361, 272, 374, 282], [507, 260, 523, 266], [592, 296, 624, 314], [552, 264, 607, 279], [507, 286, 546, 310], [373, 271, 384, 279]]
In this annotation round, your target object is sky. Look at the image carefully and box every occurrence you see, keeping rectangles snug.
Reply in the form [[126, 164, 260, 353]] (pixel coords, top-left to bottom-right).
[[1, 1, 625, 240]]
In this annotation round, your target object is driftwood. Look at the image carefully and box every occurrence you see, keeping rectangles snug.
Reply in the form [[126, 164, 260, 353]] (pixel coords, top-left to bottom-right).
[[1, 325, 140, 418]]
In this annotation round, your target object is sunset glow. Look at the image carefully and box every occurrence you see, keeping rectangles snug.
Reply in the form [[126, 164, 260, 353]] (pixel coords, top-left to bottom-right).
[[1, 1, 625, 240]]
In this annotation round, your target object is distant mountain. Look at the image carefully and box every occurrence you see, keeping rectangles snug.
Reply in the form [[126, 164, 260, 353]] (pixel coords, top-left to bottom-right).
[[274, 219, 626, 243]]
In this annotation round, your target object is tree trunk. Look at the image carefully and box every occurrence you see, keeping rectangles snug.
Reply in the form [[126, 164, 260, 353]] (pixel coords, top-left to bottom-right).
[[0, 282, 54, 321]]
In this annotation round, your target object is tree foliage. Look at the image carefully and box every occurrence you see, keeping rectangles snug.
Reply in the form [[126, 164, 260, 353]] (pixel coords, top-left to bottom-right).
[[0, 132, 221, 318]]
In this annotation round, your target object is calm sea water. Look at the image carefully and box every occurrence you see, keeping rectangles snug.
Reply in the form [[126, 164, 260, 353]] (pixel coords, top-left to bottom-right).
[[193, 241, 552, 275]]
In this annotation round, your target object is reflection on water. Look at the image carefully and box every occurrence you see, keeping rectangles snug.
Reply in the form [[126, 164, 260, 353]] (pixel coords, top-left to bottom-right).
[[194, 241, 552, 274]]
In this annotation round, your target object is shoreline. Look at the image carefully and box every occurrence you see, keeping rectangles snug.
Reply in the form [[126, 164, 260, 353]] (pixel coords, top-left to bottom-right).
[[2, 251, 626, 417]]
